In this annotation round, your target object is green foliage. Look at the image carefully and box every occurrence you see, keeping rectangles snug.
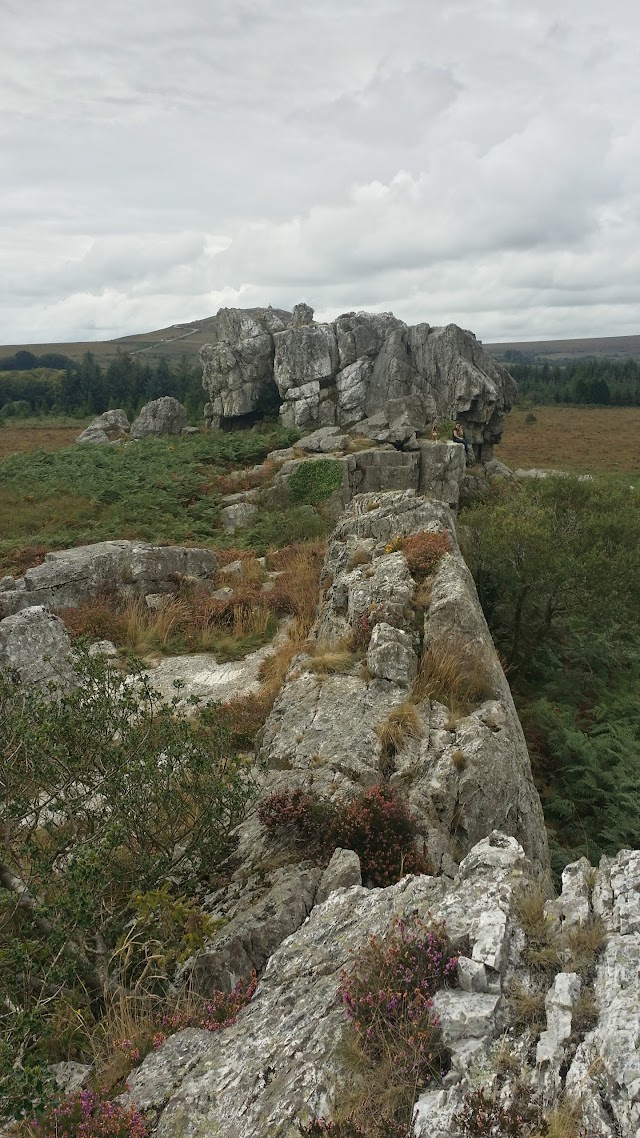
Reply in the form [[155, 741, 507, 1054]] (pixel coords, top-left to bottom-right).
[[287, 459, 343, 505], [461, 474, 640, 875], [510, 356, 640, 406], [0, 653, 254, 1113], [0, 425, 296, 566], [239, 504, 329, 551]]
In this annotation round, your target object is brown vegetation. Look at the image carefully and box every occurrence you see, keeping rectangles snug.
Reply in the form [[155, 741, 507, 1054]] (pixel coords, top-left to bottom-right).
[[0, 422, 86, 459], [496, 405, 640, 474]]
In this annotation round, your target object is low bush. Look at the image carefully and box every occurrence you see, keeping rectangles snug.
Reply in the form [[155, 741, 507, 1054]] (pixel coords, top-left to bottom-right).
[[257, 784, 431, 887], [339, 916, 457, 1083], [0, 653, 254, 1118], [401, 530, 452, 580], [287, 459, 343, 505], [453, 1086, 600, 1138], [29, 1090, 147, 1138]]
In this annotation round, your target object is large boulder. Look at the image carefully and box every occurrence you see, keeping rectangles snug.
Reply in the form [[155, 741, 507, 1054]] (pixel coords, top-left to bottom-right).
[[201, 305, 516, 452], [0, 541, 219, 618], [130, 397, 187, 439], [0, 605, 75, 688], [200, 308, 287, 425], [76, 409, 130, 445]]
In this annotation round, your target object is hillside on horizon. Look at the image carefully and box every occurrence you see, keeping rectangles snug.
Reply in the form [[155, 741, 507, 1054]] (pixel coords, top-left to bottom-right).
[[2, 313, 640, 366]]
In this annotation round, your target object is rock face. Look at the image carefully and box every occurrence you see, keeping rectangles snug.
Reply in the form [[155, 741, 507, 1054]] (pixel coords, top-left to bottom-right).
[[76, 408, 130, 445], [125, 834, 640, 1137], [201, 304, 515, 457], [130, 397, 188, 439], [164, 488, 547, 1016], [262, 489, 548, 877], [0, 605, 75, 688], [0, 541, 219, 619]]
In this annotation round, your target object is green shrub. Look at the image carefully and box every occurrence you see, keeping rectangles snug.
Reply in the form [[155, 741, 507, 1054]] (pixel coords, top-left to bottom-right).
[[287, 459, 343, 505], [0, 652, 254, 1113], [240, 504, 329, 551]]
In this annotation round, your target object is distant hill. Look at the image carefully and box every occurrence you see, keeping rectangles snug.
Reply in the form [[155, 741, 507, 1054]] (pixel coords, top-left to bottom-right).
[[485, 333, 640, 362], [2, 316, 639, 367]]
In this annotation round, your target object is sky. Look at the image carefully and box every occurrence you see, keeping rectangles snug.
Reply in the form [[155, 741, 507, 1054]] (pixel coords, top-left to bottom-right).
[[1, 0, 639, 346]]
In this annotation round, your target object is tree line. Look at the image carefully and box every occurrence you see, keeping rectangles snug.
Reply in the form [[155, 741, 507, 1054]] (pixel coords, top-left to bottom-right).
[[0, 350, 206, 421], [507, 355, 640, 405]]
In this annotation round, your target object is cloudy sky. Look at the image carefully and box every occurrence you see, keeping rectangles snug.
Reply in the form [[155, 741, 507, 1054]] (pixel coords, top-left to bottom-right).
[[1, 0, 638, 345]]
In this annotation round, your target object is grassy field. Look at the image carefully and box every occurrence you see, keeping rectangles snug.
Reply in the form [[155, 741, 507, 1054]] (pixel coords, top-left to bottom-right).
[[495, 405, 640, 475], [0, 420, 89, 459]]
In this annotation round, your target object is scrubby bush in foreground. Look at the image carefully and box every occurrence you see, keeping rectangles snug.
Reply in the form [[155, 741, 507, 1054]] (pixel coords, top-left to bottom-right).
[[257, 784, 432, 886], [0, 652, 254, 1118]]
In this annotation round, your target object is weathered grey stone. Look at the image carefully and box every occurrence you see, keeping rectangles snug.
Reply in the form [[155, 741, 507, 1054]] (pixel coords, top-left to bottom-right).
[[87, 638, 118, 658], [0, 606, 75, 688], [0, 541, 219, 619], [146, 624, 293, 709], [295, 427, 349, 453], [484, 458, 513, 480], [221, 501, 259, 532], [50, 1062, 92, 1093], [200, 308, 281, 422], [366, 621, 418, 686], [291, 302, 314, 327], [130, 397, 187, 439], [125, 835, 529, 1138], [187, 865, 322, 996], [200, 303, 515, 447], [417, 440, 466, 506], [315, 848, 362, 905], [274, 325, 339, 397], [546, 857, 592, 929], [536, 971, 581, 1067], [76, 409, 130, 445]]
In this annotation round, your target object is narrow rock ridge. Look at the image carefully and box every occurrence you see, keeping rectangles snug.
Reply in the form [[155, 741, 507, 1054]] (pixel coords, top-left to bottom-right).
[[174, 488, 547, 1010], [200, 305, 514, 455], [125, 837, 640, 1137]]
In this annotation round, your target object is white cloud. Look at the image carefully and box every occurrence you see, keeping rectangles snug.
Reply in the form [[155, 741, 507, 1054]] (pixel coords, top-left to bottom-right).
[[0, 0, 638, 343]]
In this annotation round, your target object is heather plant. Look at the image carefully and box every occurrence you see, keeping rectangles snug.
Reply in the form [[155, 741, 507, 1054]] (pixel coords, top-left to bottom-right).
[[453, 1086, 539, 1137], [401, 530, 452, 580], [257, 787, 337, 853], [339, 917, 457, 1087], [332, 785, 432, 886], [29, 1089, 147, 1138], [257, 784, 431, 887]]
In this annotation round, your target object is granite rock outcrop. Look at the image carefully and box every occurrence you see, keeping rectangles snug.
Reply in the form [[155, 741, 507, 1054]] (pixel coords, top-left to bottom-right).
[[200, 305, 515, 458]]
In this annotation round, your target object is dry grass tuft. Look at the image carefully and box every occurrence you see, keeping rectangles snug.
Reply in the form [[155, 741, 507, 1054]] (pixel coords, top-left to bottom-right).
[[563, 917, 607, 984], [376, 703, 422, 758], [413, 577, 434, 610], [347, 436, 376, 453], [310, 650, 359, 675], [510, 980, 547, 1031], [412, 637, 495, 711], [451, 749, 466, 771]]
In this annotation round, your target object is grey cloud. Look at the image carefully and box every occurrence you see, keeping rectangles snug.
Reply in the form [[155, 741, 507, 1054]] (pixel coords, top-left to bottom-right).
[[0, 0, 639, 343]]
